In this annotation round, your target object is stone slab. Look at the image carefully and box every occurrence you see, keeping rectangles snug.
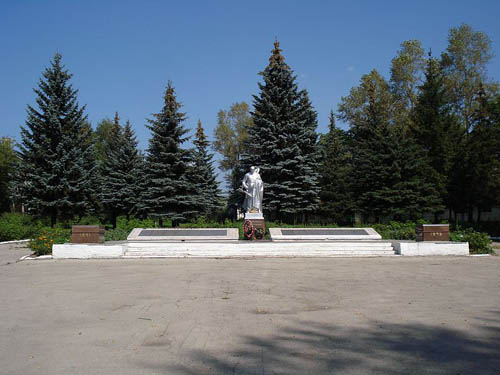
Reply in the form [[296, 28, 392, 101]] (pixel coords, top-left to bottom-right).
[[125, 240, 395, 257], [127, 228, 239, 241], [269, 227, 382, 241], [244, 212, 264, 220], [53, 244, 125, 259], [393, 241, 469, 256]]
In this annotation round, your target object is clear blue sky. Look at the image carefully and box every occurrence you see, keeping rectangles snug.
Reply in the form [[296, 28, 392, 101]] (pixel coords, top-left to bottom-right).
[[1, 0, 500, 153]]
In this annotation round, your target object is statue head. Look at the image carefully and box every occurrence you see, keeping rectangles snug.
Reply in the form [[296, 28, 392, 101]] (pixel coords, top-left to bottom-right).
[[250, 166, 256, 173]]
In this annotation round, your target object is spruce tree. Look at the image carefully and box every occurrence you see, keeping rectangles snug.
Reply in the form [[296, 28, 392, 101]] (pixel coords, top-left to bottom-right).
[[318, 112, 353, 224], [340, 70, 442, 221], [458, 86, 500, 222], [18, 53, 95, 226], [412, 54, 461, 214], [193, 120, 221, 216], [0, 137, 16, 213], [139, 82, 198, 226], [243, 40, 320, 222], [99, 113, 142, 227]]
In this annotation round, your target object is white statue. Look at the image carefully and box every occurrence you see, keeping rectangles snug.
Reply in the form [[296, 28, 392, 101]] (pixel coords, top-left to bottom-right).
[[242, 166, 263, 213]]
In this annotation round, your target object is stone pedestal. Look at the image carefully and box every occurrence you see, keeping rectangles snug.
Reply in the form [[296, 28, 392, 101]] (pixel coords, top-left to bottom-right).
[[244, 213, 266, 240]]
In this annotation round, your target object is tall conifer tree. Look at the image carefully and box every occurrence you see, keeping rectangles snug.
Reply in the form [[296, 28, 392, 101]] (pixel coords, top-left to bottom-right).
[[139, 82, 198, 226], [339, 70, 442, 221], [318, 111, 353, 223], [99, 113, 142, 227], [193, 120, 221, 216], [412, 54, 461, 215], [18, 54, 95, 226], [243, 40, 320, 222]]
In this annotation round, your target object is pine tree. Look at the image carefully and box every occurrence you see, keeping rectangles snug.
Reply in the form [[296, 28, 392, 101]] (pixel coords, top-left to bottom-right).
[[192, 120, 221, 216], [243, 40, 320, 222], [18, 53, 95, 226], [318, 112, 353, 224], [139, 82, 199, 226], [99, 113, 142, 227]]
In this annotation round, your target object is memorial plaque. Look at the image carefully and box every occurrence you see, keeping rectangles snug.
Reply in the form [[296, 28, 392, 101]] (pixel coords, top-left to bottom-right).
[[416, 224, 449, 242], [71, 225, 105, 244], [269, 227, 382, 241], [139, 229, 228, 237], [281, 229, 368, 236], [127, 228, 239, 241]]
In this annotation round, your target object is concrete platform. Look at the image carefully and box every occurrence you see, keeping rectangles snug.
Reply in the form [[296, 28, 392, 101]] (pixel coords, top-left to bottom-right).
[[269, 227, 382, 241], [125, 240, 395, 258]]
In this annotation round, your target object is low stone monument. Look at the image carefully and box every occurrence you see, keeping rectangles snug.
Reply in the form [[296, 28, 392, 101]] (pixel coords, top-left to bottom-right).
[[416, 224, 450, 241], [71, 225, 105, 244], [241, 166, 266, 239]]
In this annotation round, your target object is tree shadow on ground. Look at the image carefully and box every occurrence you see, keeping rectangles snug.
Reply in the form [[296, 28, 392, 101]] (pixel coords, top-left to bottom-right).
[[140, 312, 500, 375]]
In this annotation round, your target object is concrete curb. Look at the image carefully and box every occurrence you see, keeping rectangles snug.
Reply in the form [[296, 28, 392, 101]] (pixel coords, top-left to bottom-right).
[[0, 239, 30, 245], [19, 254, 53, 261]]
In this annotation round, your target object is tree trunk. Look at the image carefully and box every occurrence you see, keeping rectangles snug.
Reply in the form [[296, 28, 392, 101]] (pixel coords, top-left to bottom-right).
[[467, 205, 474, 223], [159, 217, 163, 227], [50, 209, 57, 228], [112, 214, 117, 229], [477, 209, 482, 224]]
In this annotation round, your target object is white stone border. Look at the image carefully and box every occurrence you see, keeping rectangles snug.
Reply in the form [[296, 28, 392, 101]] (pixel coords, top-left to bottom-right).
[[127, 228, 239, 241], [53, 244, 125, 259], [0, 239, 30, 245], [393, 241, 469, 256], [269, 227, 382, 241]]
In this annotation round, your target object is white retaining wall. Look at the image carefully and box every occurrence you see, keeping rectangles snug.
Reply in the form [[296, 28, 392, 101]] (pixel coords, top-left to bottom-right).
[[52, 244, 125, 259], [393, 241, 469, 256]]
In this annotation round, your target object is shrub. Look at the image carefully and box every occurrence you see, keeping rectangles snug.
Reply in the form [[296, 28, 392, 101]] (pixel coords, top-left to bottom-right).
[[29, 227, 71, 256], [105, 228, 128, 241], [116, 216, 156, 233], [0, 213, 37, 241], [451, 228, 492, 254], [372, 221, 418, 240]]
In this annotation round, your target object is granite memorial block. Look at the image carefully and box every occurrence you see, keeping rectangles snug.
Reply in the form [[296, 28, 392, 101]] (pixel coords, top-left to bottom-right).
[[71, 225, 105, 244], [416, 224, 450, 242]]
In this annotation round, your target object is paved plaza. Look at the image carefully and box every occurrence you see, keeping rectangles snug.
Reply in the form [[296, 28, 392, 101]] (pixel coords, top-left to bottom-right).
[[0, 244, 499, 374]]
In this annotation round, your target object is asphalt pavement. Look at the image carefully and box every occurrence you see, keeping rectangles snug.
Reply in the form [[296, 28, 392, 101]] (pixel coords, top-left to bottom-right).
[[0, 246, 499, 374]]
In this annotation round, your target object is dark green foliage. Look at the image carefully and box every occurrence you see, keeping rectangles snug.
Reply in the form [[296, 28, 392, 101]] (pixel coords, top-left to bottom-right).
[[18, 54, 96, 226], [99, 113, 143, 228], [243, 40, 320, 222], [93, 118, 115, 164], [450, 227, 493, 254], [372, 221, 421, 240], [318, 112, 353, 224], [0, 137, 17, 212], [412, 55, 461, 212], [0, 213, 37, 241], [450, 87, 500, 222], [193, 120, 221, 216], [138, 82, 199, 226], [339, 70, 443, 222]]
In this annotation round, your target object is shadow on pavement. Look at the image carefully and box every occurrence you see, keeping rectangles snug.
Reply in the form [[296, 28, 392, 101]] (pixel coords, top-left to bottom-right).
[[139, 313, 500, 375]]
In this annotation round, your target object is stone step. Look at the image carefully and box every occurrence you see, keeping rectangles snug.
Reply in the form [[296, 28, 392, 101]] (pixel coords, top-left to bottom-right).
[[124, 241, 395, 258]]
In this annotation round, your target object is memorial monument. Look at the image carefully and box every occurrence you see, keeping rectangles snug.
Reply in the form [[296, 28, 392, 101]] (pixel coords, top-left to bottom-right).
[[241, 166, 266, 239]]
